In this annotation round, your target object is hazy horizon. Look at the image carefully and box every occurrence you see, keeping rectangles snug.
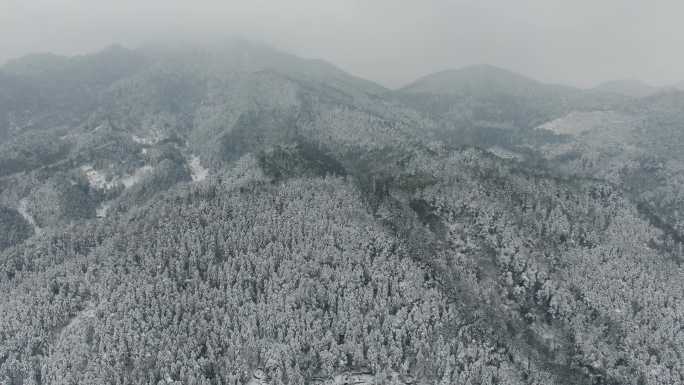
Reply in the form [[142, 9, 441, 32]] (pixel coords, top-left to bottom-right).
[[2, 0, 683, 89], [3, 3, 684, 385]]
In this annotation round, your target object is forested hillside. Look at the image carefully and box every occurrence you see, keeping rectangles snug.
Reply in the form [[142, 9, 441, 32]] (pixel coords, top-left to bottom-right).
[[1, 42, 683, 385]]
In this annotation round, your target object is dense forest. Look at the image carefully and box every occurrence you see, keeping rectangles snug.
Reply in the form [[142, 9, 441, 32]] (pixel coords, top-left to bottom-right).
[[1, 42, 683, 385]]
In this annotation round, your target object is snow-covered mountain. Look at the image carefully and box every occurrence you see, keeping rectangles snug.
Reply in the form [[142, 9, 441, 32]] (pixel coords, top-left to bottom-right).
[[1, 42, 683, 385]]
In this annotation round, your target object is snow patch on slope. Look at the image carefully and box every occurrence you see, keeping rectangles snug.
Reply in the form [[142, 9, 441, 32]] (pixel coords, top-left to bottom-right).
[[188, 155, 209, 182], [18, 198, 42, 236], [488, 146, 523, 161], [58, 306, 96, 340], [81, 166, 118, 190], [81, 165, 154, 190], [120, 166, 154, 188], [132, 133, 162, 145], [82, 164, 154, 218], [537, 110, 633, 136], [96, 202, 111, 218]]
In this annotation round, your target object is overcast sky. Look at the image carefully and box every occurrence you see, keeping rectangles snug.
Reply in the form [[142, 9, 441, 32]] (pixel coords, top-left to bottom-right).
[[1, 0, 682, 88]]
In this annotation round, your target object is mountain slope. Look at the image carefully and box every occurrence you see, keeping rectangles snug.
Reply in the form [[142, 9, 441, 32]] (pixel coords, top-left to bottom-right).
[[536, 89, 684, 242], [0, 45, 149, 138], [0, 41, 428, 236], [394, 65, 626, 151], [1, 43, 683, 385]]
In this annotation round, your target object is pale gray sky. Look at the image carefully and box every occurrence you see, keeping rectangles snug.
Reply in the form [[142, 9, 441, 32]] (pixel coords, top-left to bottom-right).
[[1, 0, 682, 88]]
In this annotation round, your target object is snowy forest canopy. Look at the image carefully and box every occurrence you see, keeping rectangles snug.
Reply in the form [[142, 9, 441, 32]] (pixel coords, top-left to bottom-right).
[[1, 42, 684, 385]]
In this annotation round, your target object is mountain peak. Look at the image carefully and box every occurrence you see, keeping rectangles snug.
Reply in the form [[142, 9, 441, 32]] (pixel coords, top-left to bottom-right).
[[400, 64, 546, 95], [592, 78, 660, 98]]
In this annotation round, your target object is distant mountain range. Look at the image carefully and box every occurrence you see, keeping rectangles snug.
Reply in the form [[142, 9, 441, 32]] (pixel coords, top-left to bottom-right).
[[400, 64, 565, 95], [591, 78, 664, 97], [400, 64, 684, 100]]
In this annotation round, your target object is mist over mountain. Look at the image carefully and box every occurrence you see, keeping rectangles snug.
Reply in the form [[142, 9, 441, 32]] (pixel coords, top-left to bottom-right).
[[591, 79, 662, 98], [1, 41, 684, 385], [675, 80, 684, 91], [400, 65, 562, 95]]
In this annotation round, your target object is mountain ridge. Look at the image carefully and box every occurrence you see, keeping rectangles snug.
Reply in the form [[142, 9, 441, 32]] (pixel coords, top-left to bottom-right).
[[399, 64, 568, 95], [591, 78, 662, 98], [1, 42, 683, 385]]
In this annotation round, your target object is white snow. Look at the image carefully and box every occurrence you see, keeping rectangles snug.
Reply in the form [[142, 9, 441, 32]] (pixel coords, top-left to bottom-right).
[[96, 202, 111, 218], [131, 131, 164, 145], [17, 198, 42, 235], [81, 165, 153, 190], [188, 155, 209, 182], [120, 166, 154, 188], [537, 110, 634, 136], [59, 306, 96, 339], [488, 146, 523, 161], [81, 165, 118, 190], [131, 134, 156, 145]]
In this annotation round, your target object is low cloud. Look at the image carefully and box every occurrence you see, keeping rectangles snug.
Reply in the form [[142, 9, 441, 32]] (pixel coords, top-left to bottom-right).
[[1, 0, 682, 88]]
